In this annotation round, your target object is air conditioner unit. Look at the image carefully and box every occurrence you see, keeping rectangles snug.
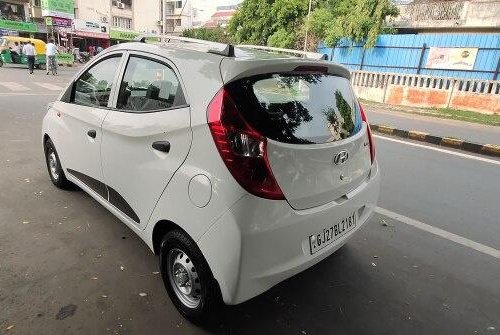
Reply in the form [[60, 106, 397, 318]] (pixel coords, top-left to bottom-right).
[[157, 20, 163, 25], [118, 2, 125, 9]]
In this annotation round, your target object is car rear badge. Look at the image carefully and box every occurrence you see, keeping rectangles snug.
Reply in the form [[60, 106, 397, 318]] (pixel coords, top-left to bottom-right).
[[333, 150, 349, 165]]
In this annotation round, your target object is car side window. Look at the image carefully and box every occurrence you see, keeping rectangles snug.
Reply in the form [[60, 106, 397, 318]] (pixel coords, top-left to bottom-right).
[[116, 56, 186, 112], [71, 55, 122, 108]]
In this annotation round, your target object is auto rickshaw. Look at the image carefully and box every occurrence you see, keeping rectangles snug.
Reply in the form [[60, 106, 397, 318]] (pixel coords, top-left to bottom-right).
[[0, 36, 47, 69]]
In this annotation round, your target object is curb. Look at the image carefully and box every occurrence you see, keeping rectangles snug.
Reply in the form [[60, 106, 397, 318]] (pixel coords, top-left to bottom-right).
[[370, 124, 500, 158]]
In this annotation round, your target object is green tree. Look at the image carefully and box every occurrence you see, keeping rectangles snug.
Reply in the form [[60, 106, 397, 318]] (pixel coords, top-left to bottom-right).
[[228, 0, 398, 49], [182, 27, 230, 44]]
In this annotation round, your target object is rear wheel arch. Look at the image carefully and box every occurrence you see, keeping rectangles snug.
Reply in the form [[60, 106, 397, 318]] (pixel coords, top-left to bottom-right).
[[152, 220, 186, 255]]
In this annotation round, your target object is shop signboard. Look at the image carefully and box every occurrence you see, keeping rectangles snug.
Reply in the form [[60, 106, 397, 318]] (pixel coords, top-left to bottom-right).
[[41, 0, 74, 20], [72, 19, 108, 39], [0, 19, 37, 32], [49, 16, 72, 27]]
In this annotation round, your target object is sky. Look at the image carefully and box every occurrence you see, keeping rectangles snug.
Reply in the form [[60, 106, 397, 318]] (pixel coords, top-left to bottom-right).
[[191, 0, 241, 22]]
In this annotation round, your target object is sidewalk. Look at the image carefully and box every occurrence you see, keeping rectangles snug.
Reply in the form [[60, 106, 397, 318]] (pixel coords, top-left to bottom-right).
[[363, 102, 500, 145]]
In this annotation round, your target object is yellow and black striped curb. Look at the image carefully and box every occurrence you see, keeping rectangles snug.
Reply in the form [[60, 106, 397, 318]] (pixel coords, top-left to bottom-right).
[[370, 124, 500, 158]]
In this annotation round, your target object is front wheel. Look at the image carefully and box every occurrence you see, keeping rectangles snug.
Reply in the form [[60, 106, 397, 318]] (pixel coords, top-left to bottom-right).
[[44, 138, 72, 189], [159, 230, 223, 326]]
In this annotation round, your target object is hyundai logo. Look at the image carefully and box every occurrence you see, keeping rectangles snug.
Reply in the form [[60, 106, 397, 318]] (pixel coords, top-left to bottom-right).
[[333, 150, 349, 165]]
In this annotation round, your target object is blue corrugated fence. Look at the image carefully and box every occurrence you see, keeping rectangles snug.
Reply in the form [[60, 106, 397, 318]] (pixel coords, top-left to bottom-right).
[[318, 33, 500, 80]]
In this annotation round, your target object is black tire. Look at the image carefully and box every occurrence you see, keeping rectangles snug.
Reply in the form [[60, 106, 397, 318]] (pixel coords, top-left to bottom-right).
[[159, 230, 223, 327], [44, 138, 72, 189]]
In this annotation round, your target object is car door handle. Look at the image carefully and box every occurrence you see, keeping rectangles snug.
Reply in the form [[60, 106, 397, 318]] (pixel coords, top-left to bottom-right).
[[87, 129, 97, 138], [152, 141, 170, 153]]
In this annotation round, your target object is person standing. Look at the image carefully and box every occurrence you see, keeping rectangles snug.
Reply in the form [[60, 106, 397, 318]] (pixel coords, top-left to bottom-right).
[[22, 41, 36, 74], [10, 42, 20, 63], [45, 38, 58, 75]]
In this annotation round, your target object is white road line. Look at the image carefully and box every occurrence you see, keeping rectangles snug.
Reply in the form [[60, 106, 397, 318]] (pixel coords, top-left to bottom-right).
[[374, 134, 500, 166], [0, 82, 30, 92], [33, 82, 63, 91], [0, 93, 58, 96], [375, 207, 500, 260]]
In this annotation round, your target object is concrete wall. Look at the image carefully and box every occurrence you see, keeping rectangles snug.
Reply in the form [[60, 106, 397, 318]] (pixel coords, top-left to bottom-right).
[[352, 71, 500, 114]]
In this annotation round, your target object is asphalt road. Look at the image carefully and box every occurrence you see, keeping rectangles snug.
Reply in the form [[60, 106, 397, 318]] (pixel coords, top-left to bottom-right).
[[1, 66, 499, 335], [365, 106, 500, 145]]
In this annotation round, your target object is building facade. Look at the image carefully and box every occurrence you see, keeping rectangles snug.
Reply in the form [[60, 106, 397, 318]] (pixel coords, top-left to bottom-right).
[[203, 4, 238, 29], [389, 0, 500, 33]]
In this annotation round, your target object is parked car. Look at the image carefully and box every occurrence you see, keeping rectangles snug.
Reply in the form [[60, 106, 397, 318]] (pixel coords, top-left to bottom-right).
[[42, 37, 380, 325], [0, 36, 46, 69]]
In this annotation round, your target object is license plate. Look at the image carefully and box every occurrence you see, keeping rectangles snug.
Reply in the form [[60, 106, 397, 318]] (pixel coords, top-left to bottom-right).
[[309, 213, 357, 254]]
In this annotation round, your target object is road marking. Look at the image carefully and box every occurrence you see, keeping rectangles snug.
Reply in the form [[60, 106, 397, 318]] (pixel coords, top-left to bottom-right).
[[33, 82, 63, 90], [375, 207, 500, 260], [0, 82, 30, 91], [374, 135, 500, 166], [0, 93, 58, 96]]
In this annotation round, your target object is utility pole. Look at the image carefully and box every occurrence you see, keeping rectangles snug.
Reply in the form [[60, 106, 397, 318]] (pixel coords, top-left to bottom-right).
[[303, 0, 312, 51]]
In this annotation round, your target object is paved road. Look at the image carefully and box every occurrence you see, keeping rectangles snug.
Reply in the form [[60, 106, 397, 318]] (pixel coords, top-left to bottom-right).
[[365, 105, 500, 145], [1, 66, 499, 334]]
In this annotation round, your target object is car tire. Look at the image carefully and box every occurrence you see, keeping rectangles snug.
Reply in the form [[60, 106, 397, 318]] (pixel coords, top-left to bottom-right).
[[159, 229, 223, 327], [44, 138, 72, 189]]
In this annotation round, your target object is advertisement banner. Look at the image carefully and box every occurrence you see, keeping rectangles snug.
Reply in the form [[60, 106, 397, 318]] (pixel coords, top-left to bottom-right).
[[41, 0, 74, 19], [72, 19, 108, 39], [57, 53, 74, 64], [426, 47, 478, 70]]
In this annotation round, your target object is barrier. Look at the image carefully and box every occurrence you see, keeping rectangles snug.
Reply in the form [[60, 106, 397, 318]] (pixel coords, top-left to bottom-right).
[[351, 70, 500, 114]]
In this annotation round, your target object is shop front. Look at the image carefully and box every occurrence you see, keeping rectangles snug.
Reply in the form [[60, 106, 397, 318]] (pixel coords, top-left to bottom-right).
[[72, 19, 110, 54]]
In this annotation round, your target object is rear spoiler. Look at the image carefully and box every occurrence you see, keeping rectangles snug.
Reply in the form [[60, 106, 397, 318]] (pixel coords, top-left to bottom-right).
[[237, 45, 328, 60]]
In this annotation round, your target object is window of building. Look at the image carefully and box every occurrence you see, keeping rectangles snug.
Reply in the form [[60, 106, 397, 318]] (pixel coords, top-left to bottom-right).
[[112, 16, 132, 29], [175, 1, 182, 9], [32, 0, 41, 7]]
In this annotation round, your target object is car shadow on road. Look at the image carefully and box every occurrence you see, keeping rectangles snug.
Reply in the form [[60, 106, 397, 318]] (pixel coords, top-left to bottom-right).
[[215, 246, 374, 335]]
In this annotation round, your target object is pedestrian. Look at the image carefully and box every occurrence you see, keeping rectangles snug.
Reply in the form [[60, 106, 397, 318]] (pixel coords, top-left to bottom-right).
[[10, 41, 20, 63], [45, 38, 58, 75], [96, 45, 103, 54], [22, 41, 36, 74]]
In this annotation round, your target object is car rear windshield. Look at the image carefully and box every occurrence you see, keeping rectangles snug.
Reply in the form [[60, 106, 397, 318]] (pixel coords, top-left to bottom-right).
[[226, 73, 362, 145]]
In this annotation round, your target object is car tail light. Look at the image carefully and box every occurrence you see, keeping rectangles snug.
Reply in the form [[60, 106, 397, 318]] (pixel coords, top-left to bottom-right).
[[359, 102, 375, 163], [207, 88, 285, 200]]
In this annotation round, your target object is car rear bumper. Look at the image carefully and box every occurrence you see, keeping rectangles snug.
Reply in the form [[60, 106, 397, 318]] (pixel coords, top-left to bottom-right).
[[198, 161, 380, 305]]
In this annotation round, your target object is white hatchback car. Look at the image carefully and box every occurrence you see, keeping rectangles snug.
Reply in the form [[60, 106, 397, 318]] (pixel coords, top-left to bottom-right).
[[42, 37, 380, 325]]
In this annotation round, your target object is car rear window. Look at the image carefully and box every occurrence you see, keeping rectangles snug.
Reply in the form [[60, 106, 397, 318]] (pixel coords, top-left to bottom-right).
[[226, 73, 362, 144]]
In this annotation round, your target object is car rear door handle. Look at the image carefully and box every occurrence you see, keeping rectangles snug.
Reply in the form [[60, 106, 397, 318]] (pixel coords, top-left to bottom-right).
[[87, 129, 97, 138], [152, 141, 170, 153]]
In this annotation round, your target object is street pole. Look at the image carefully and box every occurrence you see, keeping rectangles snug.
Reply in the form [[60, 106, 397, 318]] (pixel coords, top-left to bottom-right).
[[303, 0, 312, 52]]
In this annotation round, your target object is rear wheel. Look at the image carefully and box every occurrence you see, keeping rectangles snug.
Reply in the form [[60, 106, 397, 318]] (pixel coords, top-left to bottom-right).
[[44, 139, 72, 189], [159, 230, 223, 326]]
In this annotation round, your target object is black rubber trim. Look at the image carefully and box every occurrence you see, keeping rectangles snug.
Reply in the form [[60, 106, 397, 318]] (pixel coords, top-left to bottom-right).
[[108, 186, 140, 224], [67, 168, 140, 224], [67, 168, 108, 199]]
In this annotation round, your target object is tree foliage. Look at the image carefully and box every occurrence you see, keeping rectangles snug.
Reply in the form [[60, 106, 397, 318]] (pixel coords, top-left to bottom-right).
[[227, 0, 399, 49], [182, 27, 230, 44]]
